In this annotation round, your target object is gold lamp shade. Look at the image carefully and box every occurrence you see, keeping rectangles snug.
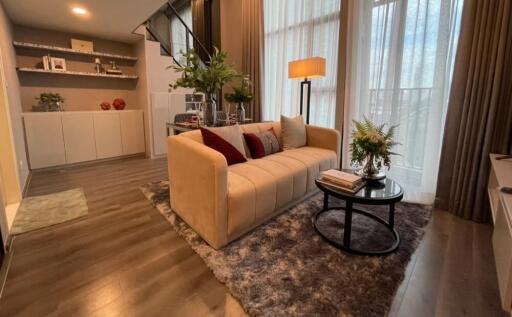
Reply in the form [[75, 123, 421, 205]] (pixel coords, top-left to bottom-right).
[[288, 57, 326, 79]]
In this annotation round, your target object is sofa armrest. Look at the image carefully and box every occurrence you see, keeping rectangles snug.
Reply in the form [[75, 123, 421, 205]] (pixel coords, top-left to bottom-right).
[[305, 125, 341, 167], [167, 135, 228, 249]]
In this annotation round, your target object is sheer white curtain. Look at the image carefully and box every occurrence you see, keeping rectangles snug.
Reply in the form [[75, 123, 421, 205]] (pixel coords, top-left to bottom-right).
[[263, 0, 341, 127], [343, 0, 464, 203]]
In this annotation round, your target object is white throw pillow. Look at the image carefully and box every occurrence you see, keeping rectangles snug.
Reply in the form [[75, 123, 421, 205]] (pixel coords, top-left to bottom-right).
[[203, 125, 247, 158], [280, 115, 307, 150]]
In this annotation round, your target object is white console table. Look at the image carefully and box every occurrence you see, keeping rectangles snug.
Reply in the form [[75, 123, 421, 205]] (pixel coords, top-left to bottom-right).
[[488, 154, 512, 315]]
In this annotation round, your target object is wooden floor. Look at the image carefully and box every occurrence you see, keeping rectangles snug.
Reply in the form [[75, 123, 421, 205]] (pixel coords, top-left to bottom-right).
[[0, 156, 506, 317]]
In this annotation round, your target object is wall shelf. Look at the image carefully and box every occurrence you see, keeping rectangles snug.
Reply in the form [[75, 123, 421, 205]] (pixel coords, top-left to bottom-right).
[[13, 41, 138, 62], [17, 67, 138, 80]]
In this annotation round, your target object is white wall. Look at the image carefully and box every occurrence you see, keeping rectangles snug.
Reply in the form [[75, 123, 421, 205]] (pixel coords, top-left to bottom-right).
[[134, 26, 192, 158], [0, 3, 29, 191]]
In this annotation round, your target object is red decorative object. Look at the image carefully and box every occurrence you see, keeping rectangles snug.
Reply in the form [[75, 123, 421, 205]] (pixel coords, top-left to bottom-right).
[[100, 101, 111, 110], [200, 128, 247, 166], [112, 98, 126, 110]]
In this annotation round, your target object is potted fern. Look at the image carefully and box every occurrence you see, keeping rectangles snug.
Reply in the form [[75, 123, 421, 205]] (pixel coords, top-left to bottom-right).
[[224, 76, 253, 124], [169, 48, 241, 126], [350, 117, 399, 179]]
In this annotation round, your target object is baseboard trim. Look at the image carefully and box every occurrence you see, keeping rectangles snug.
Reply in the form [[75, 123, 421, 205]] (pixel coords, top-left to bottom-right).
[[0, 237, 14, 299], [22, 170, 32, 198], [30, 153, 146, 172]]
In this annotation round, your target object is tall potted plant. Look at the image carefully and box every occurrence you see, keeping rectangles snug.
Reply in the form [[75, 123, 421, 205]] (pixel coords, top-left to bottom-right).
[[350, 117, 399, 179], [224, 76, 253, 124], [169, 48, 241, 126]]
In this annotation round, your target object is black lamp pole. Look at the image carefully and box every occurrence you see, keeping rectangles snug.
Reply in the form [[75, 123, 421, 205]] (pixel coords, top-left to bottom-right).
[[299, 77, 311, 124]]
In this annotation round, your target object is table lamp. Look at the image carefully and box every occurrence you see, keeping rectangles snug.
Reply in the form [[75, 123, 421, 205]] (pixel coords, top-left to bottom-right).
[[288, 57, 326, 124]]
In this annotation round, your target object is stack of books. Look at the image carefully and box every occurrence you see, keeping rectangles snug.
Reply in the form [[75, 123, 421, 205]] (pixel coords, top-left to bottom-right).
[[319, 169, 365, 193]]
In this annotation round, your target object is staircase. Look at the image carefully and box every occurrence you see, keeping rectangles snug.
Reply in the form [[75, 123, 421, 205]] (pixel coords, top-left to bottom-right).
[[145, 0, 212, 67]]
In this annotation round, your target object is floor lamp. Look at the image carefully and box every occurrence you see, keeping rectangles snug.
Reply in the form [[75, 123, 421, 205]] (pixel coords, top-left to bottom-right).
[[288, 57, 326, 124]]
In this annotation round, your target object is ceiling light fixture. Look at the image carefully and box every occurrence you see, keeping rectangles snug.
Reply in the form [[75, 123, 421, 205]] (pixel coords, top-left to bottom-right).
[[72, 7, 88, 15]]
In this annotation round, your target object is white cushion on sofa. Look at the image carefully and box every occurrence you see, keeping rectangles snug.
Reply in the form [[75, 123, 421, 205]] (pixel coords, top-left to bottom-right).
[[280, 115, 307, 150]]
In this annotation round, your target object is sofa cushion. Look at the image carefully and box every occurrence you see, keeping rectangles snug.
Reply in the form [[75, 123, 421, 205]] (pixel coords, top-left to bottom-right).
[[243, 128, 281, 159], [228, 164, 277, 223], [225, 146, 337, 236], [281, 115, 307, 150], [260, 155, 308, 200], [274, 147, 337, 190], [246, 159, 295, 208], [200, 127, 247, 166]]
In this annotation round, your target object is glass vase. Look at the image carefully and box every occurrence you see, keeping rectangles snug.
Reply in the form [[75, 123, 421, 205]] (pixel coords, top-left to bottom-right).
[[235, 102, 246, 124], [358, 154, 386, 180], [202, 93, 217, 126]]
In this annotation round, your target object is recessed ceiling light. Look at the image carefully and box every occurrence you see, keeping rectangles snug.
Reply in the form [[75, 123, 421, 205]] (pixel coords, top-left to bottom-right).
[[72, 7, 88, 15]]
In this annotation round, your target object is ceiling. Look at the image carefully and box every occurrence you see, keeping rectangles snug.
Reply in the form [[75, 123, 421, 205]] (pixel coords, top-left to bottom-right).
[[2, 0, 167, 43]]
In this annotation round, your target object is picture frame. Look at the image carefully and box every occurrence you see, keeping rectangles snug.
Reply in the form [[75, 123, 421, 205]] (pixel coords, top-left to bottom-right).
[[50, 57, 67, 72], [71, 39, 94, 52]]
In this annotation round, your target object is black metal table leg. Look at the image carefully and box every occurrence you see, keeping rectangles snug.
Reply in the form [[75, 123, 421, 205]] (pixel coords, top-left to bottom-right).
[[323, 192, 329, 210], [389, 203, 395, 228], [343, 200, 353, 247]]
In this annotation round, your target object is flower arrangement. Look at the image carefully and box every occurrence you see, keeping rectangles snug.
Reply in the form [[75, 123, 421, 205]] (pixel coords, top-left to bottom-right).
[[224, 76, 253, 104], [350, 116, 399, 178], [169, 47, 242, 95]]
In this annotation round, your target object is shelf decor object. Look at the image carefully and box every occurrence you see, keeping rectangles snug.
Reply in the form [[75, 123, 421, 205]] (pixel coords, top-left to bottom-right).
[[113, 98, 126, 110], [288, 57, 326, 124], [13, 41, 138, 61], [16, 67, 138, 80]]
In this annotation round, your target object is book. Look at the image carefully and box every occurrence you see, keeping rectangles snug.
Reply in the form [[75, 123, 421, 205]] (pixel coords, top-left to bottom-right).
[[317, 178, 365, 194], [320, 169, 363, 188], [42, 56, 49, 70]]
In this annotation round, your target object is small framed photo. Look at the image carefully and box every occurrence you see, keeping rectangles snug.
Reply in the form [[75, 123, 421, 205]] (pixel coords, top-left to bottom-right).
[[50, 57, 67, 72]]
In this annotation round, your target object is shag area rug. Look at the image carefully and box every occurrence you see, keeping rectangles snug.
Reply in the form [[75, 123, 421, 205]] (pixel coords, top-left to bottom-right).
[[141, 181, 431, 317], [12, 188, 88, 235]]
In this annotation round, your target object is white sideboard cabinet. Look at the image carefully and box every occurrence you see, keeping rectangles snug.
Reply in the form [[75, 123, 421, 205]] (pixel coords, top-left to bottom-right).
[[23, 110, 145, 169], [488, 154, 512, 314]]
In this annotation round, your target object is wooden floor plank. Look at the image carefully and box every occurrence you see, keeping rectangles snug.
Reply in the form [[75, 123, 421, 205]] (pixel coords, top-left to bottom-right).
[[0, 156, 506, 316]]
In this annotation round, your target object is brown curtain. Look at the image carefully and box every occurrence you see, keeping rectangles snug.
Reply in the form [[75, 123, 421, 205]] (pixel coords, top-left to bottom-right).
[[191, 0, 212, 61], [241, 0, 264, 122], [435, 0, 512, 222]]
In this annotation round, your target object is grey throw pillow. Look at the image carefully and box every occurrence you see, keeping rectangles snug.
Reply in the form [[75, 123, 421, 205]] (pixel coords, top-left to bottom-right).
[[280, 115, 307, 150]]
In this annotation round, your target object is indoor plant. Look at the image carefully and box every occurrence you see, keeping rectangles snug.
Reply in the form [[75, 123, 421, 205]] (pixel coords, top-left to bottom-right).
[[350, 117, 399, 179], [170, 48, 241, 126], [224, 76, 253, 123], [34, 92, 65, 112]]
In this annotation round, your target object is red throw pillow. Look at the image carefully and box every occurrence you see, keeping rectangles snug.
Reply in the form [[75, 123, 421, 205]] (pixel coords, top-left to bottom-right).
[[200, 128, 247, 165], [243, 128, 281, 159]]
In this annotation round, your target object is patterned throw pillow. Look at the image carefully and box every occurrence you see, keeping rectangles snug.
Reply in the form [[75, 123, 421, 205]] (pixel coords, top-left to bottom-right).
[[243, 128, 281, 159], [200, 128, 247, 166]]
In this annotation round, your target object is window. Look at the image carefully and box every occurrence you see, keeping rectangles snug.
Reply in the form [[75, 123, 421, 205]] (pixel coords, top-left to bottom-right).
[[263, 0, 341, 127], [343, 0, 464, 203]]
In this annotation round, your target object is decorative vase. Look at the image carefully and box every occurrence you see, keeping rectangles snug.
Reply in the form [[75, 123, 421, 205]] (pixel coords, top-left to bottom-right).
[[202, 93, 217, 126], [357, 154, 386, 180], [235, 102, 246, 124], [100, 102, 111, 110], [113, 98, 126, 110]]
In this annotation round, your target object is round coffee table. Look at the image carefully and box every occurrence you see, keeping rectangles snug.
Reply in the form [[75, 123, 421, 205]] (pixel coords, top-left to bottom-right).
[[313, 174, 404, 256]]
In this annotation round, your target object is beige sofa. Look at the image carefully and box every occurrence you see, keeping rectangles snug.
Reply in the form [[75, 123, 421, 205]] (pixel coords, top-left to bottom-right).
[[167, 121, 340, 249]]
